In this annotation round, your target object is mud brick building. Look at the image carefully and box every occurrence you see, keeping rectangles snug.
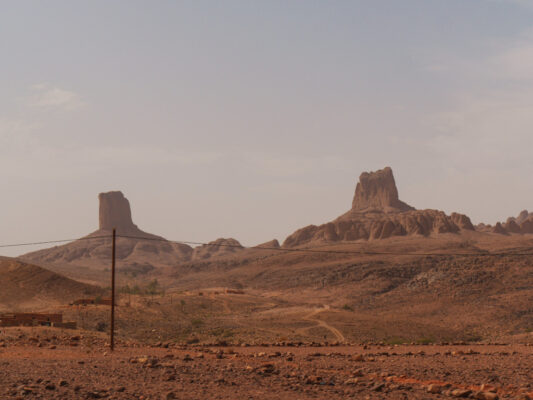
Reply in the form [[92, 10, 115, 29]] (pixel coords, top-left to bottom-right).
[[0, 313, 76, 329]]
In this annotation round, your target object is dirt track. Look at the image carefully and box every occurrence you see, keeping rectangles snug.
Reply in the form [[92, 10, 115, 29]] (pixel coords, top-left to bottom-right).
[[301, 305, 346, 342], [1, 328, 532, 399]]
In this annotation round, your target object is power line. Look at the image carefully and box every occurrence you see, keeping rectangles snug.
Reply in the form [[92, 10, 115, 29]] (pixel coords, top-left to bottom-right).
[[0, 235, 110, 249], [1, 233, 532, 258], [116, 234, 533, 257]]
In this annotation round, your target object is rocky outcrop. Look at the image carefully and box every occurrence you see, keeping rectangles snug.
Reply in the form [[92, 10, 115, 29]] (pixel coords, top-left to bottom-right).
[[490, 210, 533, 234], [98, 191, 138, 233], [451, 212, 475, 231], [21, 191, 194, 279], [283, 210, 474, 247], [283, 167, 475, 247], [492, 222, 508, 235], [516, 210, 531, 225], [352, 167, 414, 212], [192, 238, 245, 261], [256, 239, 280, 249], [504, 219, 522, 233]]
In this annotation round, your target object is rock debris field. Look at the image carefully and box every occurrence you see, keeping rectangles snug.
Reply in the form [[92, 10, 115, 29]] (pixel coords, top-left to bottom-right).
[[0, 328, 532, 399]]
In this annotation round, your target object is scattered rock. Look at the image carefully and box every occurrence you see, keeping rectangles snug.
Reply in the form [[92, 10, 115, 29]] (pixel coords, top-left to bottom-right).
[[451, 389, 473, 397]]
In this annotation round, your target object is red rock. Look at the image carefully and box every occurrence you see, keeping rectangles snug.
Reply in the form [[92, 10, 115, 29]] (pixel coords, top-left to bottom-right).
[[20, 191, 194, 271], [351, 167, 414, 212], [492, 223, 508, 235], [192, 238, 244, 260], [427, 384, 442, 394], [98, 191, 138, 233], [475, 392, 499, 400], [451, 389, 472, 397], [504, 219, 522, 233], [305, 375, 322, 385], [282, 167, 475, 247], [451, 212, 475, 230], [521, 218, 533, 234], [256, 239, 280, 249]]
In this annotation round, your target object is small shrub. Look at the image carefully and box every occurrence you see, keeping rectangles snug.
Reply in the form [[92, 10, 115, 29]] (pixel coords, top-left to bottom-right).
[[464, 334, 483, 343], [96, 321, 107, 332], [384, 337, 405, 345], [222, 330, 234, 338], [415, 337, 434, 345], [191, 318, 203, 328]]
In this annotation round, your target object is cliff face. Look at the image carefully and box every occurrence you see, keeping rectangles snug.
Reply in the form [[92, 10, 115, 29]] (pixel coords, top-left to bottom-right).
[[352, 167, 414, 212], [192, 238, 244, 261], [283, 167, 474, 247], [98, 191, 138, 233], [490, 210, 533, 234], [21, 191, 193, 278]]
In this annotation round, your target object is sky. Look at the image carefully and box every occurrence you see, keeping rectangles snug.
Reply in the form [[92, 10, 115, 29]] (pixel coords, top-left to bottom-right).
[[2, 0, 533, 256]]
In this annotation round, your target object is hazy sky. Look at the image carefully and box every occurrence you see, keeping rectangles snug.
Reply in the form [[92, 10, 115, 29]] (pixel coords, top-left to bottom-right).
[[2, 0, 533, 256]]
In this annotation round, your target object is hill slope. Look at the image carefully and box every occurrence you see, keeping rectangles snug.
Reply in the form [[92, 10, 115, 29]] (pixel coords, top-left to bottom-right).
[[0, 257, 101, 312], [154, 232, 533, 342], [21, 191, 193, 284]]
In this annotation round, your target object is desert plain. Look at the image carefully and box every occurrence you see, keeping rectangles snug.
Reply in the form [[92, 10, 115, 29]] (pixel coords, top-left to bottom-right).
[[1, 168, 532, 399]]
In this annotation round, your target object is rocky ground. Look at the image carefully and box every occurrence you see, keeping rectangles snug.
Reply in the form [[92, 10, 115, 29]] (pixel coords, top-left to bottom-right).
[[0, 328, 532, 399]]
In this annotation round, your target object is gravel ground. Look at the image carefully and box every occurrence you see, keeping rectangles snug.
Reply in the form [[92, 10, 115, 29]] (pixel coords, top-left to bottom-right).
[[0, 328, 532, 399]]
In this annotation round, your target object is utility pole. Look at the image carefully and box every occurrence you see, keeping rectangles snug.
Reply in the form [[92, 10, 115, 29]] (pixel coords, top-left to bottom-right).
[[110, 228, 116, 351]]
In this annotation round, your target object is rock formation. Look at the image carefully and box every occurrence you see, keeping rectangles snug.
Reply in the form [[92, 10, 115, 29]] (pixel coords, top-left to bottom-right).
[[192, 238, 244, 261], [451, 212, 475, 231], [256, 239, 280, 249], [491, 210, 533, 234], [98, 191, 138, 233], [283, 167, 475, 247], [516, 210, 531, 225], [352, 167, 414, 212], [492, 222, 508, 235], [21, 191, 193, 281]]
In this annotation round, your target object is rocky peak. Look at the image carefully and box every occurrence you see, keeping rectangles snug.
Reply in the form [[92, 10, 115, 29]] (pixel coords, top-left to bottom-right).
[[98, 191, 138, 232], [516, 210, 531, 225], [351, 167, 414, 213], [192, 238, 244, 261]]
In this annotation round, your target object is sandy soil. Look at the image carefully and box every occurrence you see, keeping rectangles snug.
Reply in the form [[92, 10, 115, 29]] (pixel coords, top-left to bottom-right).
[[0, 327, 532, 400]]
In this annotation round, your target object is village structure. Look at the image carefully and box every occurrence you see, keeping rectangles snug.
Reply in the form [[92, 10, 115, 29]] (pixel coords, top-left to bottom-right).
[[0, 313, 76, 329]]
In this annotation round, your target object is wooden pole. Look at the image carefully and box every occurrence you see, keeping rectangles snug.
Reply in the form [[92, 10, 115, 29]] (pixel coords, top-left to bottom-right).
[[110, 228, 116, 351]]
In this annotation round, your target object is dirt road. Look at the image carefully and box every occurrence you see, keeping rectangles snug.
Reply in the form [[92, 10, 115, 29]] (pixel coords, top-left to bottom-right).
[[301, 305, 346, 342]]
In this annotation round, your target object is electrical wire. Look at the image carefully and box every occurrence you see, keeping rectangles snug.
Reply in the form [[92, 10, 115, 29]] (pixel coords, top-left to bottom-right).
[[0, 233, 532, 257], [0, 235, 110, 249], [116, 234, 533, 257]]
